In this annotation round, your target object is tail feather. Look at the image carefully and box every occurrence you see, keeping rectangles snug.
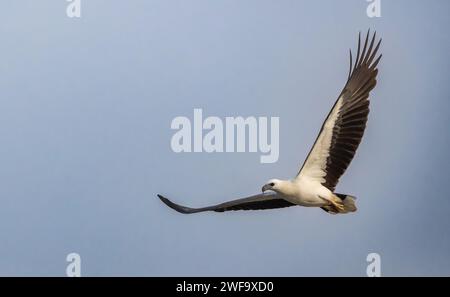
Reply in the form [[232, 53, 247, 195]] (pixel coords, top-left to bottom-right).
[[340, 194, 357, 213]]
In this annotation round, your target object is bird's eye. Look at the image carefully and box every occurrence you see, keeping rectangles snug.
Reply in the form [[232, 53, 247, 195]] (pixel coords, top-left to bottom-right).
[[270, 183, 275, 187]]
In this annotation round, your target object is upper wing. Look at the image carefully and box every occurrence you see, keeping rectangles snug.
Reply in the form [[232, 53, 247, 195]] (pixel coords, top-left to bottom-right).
[[296, 30, 382, 191], [158, 193, 295, 214]]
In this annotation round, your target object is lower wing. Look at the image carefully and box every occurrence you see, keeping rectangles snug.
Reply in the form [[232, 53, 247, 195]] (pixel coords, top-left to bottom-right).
[[157, 193, 295, 214]]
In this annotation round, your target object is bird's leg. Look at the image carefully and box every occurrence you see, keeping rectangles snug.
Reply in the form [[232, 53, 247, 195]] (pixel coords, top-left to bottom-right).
[[321, 195, 345, 213], [330, 195, 345, 212]]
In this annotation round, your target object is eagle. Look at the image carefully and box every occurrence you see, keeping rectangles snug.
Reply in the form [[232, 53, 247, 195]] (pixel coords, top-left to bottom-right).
[[158, 30, 382, 215]]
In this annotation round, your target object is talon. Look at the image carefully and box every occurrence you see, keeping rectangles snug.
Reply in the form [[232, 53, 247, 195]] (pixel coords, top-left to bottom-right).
[[329, 197, 345, 213]]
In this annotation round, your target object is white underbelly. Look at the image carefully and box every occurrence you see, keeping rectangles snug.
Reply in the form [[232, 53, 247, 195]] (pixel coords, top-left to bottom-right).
[[286, 195, 326, 207], [285, 178, 333, 207]]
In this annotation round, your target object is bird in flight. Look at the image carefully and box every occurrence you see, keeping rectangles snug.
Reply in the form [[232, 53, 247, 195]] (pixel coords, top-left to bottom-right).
[[158, 30, 382, 215]]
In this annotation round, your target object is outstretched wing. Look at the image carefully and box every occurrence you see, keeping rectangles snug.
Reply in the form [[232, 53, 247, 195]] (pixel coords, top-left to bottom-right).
[[158, 193, 295, 214], [296, 30, 382, 191]]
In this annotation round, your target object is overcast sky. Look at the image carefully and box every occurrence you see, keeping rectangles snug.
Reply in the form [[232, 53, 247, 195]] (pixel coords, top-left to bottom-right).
[[0, 0, 449, 276]]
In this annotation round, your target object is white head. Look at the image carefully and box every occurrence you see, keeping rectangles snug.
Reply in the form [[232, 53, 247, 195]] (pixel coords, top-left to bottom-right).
[[261, 179, 284, 193]]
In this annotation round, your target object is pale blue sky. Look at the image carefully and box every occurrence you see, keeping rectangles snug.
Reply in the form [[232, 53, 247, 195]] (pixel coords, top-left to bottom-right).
[[0, 0, 449, 276]]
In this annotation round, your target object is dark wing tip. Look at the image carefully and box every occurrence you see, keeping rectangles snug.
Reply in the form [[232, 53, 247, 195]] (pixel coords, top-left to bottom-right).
[[157, 194, 203, 214], [348, 30, 382, 78]]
